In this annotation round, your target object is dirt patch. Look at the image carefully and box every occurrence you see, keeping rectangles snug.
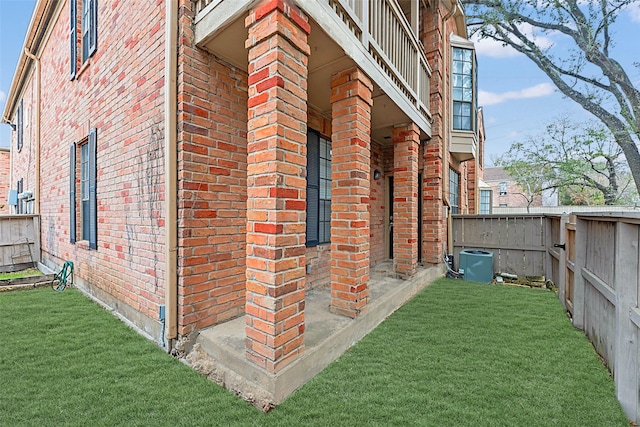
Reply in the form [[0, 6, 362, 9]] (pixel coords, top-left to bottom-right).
[[182, 344, 275, 412], [0, 274, 56, 292]]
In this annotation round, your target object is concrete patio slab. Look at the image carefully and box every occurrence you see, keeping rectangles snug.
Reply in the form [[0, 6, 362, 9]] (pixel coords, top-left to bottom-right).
[[185, 262, 445, 409]]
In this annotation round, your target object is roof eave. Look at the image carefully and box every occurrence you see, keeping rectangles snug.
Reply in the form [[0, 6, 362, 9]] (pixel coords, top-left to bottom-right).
[[2, 0, 55, 124]]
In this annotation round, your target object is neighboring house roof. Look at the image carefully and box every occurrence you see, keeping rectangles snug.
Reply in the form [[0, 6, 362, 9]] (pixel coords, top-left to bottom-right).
[[483, 167, 511, 182]]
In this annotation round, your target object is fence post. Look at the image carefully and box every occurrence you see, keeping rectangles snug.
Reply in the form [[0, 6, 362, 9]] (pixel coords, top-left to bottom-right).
[[614, 221, 639, 421], [557, 215, 568, 309], [544, 215, 551, 284], [33, 216, 41, 264], [572, 216, 587, 329]]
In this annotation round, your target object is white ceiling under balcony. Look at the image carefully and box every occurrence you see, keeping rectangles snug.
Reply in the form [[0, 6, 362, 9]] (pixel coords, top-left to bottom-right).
[[197, 15, 422, 144]]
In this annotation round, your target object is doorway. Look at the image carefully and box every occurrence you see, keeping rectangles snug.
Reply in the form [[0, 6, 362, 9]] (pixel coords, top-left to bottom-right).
[[418, 172, 422, 264], [388, 176, 394, 259]]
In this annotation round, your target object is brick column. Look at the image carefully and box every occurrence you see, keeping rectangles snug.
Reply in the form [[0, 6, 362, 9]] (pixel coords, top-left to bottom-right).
[[329, 68, 373, 318], [393, 124, 420, 277], [423, 142, 445, 265], [422, 1, 447, 266], [245, 0, 310, 373]]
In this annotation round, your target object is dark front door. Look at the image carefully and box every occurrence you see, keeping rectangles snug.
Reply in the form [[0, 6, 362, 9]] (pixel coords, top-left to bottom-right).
[[389, 176, 394, 259], [418, 173, 422, 263]]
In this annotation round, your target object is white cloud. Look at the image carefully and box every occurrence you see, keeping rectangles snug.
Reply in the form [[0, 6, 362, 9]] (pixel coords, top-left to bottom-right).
[[472, 36, 519, 58], [479, 83, 555, 106], [505, 131, 520, 138], [0, 90, 5, 104], [471, 23, 555, 58], [518, 23, 555, 49], [626, 3, 640, 22]]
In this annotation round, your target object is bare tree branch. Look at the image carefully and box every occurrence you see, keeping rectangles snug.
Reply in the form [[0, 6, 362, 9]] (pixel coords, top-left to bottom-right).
[[464, 0, 640, 195]]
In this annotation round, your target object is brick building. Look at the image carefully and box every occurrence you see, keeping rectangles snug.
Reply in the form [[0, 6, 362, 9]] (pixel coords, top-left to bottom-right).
[[484, 167, 533, 208], [3, 0, 484, 400], [484, 167, 558, 209], [0, 148, 9, 214]]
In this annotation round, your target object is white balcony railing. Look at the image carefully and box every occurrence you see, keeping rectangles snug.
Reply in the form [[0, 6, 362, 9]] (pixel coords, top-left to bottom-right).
[[195, 0, 214, 13], [194, 0, 431, 121], [328, 0, 431, 117]]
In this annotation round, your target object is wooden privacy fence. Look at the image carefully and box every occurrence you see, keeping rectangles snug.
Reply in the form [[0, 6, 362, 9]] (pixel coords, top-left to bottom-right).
[[451, 214, 553, 277], [0, 215, 40, 272], [453, 212, 640, 423], [565, 213, 640, 422]]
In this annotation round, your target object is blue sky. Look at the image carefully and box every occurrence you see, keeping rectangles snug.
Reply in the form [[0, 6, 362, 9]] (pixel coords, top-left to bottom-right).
[[474, 4, 640, 164], [0, 0, 36, 148], [0, 0, 638, 166]]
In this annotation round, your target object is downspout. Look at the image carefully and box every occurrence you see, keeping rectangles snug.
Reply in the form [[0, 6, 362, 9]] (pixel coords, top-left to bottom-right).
[[6, 121, 13, 213], [443, 195, 453, 257], [442, 1, 457, 261], [164, 0, 178, 350], [23, 48, 41, 215]]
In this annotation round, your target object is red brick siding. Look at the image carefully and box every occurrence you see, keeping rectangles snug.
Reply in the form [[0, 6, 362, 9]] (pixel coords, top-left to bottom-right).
[[488, 180, 543, 208], [421, 1, 446, 265], [305, 244, 330, 288], [369, 140, 385, 265], [304, 113, 388, 286], [176, 1, 248, 336], [421, 1, 479, 263], [305, 109, 332, 290], [9, 75, 37, 213], [0, 149, 10, 213], [467, 158, 478, 213], [35, 0, 166, 326]]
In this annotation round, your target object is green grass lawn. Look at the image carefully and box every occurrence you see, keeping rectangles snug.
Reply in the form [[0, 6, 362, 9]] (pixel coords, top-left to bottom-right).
[[0, 279, 628, 426]]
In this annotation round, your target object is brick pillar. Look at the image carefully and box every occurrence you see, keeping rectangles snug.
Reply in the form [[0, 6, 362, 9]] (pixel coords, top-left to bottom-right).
[[245, 0, 310, 373], [393, 123, 419, 277], [423, 143, 445, 266], [422, 0, 447, 266], [329, 67, 373, 318]]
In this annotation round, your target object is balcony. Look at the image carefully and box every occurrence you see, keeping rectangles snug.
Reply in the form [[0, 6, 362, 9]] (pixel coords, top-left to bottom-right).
[[450, 129, 477, 162], [194, 0, 432, 141]]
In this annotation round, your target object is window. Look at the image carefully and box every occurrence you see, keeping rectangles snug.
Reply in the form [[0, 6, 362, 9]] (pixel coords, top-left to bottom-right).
[[449, 169, 460, 214], [16, 99, 23, 152], [70, 0, 76, 79], [499, 181, 507, 196], [306, 130, 331, 247], [81, 0, 97, 62], [452, 47, 476, 131], [81, 143, 90, 240], [70, 0, 97, 78], [70, 128, 97, 249], [480, 189, 492, 214]]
